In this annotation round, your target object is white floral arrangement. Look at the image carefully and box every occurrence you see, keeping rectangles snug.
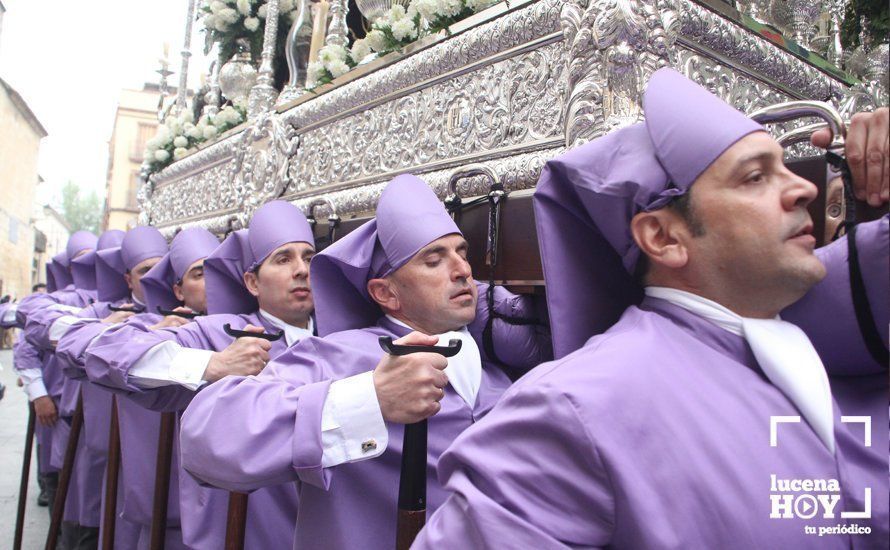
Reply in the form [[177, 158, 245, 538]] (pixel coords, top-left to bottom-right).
[[200, 0, 302, 89], [141, 102, 246, 177], [305, 0, 497, 90]]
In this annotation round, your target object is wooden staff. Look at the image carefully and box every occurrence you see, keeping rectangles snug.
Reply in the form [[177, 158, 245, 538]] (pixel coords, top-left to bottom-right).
[[224, 492, 249, 550], [220, 324, 282, 550], [149, 412, 177, 550], [101, 395, 121, 550], [378, 336, 462, 550], [13, 402, 36, 550], [45, 390, 84, 550]]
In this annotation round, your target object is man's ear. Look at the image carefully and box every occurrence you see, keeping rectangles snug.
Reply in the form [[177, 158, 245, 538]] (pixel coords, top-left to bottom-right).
[[124, 271, 134, 291], [243, 271, 260, 298], [630, 208, 690, 272], [173, 282, 185, 302], [367, 278, 399, 313]]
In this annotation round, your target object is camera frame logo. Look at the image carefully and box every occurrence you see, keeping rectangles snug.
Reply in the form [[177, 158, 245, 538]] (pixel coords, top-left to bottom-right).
[[768, 415, 873, 537]]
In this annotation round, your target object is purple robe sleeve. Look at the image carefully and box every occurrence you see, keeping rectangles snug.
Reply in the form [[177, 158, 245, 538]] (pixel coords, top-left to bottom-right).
[[468, 282, 553, 376], [180, 337, 338, 493], [783, 216, 889, 375], [24, 305, 86, 352], [56, 320, 110, 379], [84, 315, 218, 412], [415, 380, 613, 549], [84, 317, 180, 392], [13, 332, 43, 373]]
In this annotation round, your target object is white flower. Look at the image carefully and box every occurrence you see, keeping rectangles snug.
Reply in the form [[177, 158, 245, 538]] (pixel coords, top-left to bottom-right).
[[244, 16, 260, 31], [186, 125, 203, 139], [173, 147, 189, 160], [390, 18, 417, 41], [219, 7, 239, 24], [203, 125, 219, 140], [365, 29, 388, 52], [412, 0, 438, 20], [388, 4, 407, 23], [279, 0, 294, 12], [306, 61, 324, 87], [156, 127, 173, 146], [437, 0, 463, 17], [154, 149, 171, 162], [214, 18, 231, 31], [233, 97, 248, 110], [204, 14, 218, 30], [209, 1, 226, 14], [349, 38, 371, 64], [173, 136, 189, 148], [406, 2, 418, 19], [466, 0, 494, 11], [327, 59, 350, 78], [236, 0, 251, 16], [318, 44, 347, 65], [257, 4, 267, 18]]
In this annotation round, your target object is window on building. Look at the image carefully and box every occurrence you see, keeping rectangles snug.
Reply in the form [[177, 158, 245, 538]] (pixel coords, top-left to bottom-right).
[[131, 122, 158, 161], [8, 217, 18, 244], [127, 171, 141, 208]]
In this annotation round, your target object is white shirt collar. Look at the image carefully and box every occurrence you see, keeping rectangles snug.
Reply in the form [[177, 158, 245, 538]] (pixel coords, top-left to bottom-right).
[[131, 294, 145, 307], [259, 309, 314, 347], [645, 286, 835, 454]]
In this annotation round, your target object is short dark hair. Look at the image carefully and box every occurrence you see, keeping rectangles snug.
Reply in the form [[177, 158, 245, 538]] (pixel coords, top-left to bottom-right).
[[32, 283, 47, 292], [633, 191, 705, 286]]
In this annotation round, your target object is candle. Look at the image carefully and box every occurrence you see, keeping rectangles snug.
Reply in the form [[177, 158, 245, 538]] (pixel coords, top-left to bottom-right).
[[163, 42, 170, 59], [308, 0, 329, 64]]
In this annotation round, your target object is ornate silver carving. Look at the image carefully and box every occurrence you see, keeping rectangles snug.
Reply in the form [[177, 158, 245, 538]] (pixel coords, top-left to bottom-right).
[[285, 42, 565, 192], [279, 0, 564, 130], [176, 0, 198, 111], [219, 45, 258, 103], [561, 0, 678, 147], [229, 111, 301, 226], [248, 0, 282, 117], [143, 0, 861, 230], [325, 0, 349, 48]]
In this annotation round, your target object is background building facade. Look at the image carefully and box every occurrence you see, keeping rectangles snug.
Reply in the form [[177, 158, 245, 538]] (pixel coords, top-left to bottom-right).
[[103, 85, 161, 231], [0, 76, 46, 300]]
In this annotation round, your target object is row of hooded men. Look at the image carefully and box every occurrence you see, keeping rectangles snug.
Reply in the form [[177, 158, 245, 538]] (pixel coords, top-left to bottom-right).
[[2, 69, 887, 549]]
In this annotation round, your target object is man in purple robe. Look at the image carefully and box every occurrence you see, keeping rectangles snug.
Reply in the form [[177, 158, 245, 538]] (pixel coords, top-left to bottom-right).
[[176, 174, 552, 550], [13, 231, 100, 545], [414, 69, 889, 549], [57, 226, 217, 549], [84, 200, 319, 549]]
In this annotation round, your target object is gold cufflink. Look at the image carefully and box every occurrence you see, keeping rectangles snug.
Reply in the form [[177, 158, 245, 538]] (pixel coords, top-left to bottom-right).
[[361, 439, 377, 453]]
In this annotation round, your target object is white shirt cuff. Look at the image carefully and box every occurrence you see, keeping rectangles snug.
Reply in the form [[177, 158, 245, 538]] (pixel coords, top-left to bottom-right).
[[19, 368, 49, 401], [129, 342, 212, 391], [320, 371, 388, 468], [1, 304, 17, 325], [47, 303, 83, 314], [49, 315, 88, 343]]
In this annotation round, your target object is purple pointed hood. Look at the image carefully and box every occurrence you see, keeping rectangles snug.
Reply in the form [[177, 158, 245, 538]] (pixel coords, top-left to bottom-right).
[[45, 260, 59, 293], [65, 230, 98, 262], [203, 230, 256, 315], [142, 228, 220, 313], [246, 200, 315, 272], [49, 252, 73, 289], [203, 201, 314, 315], [311, 174, 461, 336], [71, 230, 125, 290], [534, 68, 765, 359], [96, 226, 168, 302]]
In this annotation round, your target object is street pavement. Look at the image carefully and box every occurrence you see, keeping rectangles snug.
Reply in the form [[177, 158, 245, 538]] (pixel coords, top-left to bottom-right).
[[0, 347, 50, 549]]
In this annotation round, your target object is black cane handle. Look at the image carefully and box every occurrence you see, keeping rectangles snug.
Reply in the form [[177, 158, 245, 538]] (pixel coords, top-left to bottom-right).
[[156, 306, 201, 319], [378, 336, 462, 357], [109, 305, 145, 313], [223, 323, 283, 342]]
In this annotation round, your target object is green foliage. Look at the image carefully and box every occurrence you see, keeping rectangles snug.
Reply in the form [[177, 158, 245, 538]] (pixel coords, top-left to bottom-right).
[[60, 182, 103, 233], [841, 0, 890, 50]]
